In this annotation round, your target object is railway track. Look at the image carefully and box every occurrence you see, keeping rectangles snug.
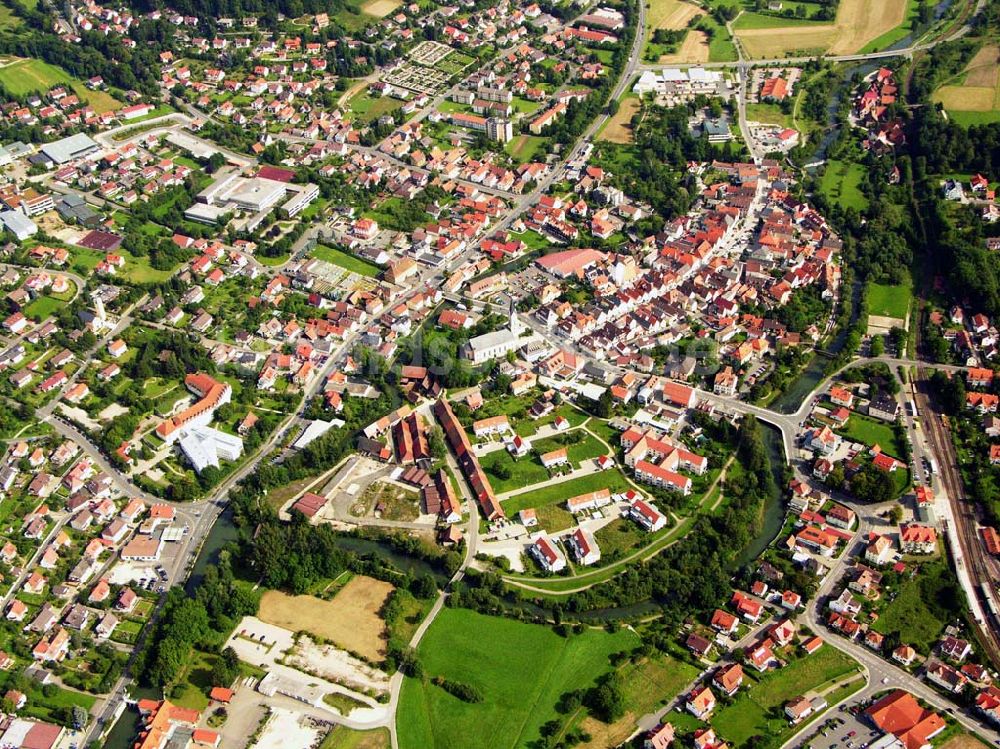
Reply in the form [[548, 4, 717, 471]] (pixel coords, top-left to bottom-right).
[[915, 367, 1000, 669]]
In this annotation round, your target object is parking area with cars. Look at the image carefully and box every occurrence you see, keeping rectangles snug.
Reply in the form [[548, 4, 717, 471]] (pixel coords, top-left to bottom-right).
[[805, 704, 878, 749]]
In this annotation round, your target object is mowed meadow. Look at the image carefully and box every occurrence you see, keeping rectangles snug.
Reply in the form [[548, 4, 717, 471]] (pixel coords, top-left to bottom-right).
[[397, 608, 639, 749]]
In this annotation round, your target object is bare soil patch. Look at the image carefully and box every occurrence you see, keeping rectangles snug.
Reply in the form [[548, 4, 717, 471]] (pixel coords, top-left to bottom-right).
[[258, 576, 394, 661], [361, 0, 400, 17], [600, 98, 640, 144], [659, 30, 710, 63]]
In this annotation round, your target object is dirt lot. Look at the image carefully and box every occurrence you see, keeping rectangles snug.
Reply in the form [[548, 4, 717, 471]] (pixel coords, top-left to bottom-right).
[[939, 735, 990, 749], [737, 0, 907, 58], [361, 0, 400, 17], [659, 30, 710, 63], [648, 0, 702, 30], [601, 98, 640, 144], [258, 576, 393, 661]]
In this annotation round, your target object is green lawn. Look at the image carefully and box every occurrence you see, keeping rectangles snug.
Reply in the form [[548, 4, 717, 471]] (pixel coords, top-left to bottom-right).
[[347, 91, 403, 124], [712, 648, 859, 748], [312, 245, 381, 276], [505, 134, 547, 164], [745, 102, 793, 128], [513, 405, 588, 437], [734, 9, 832, 29], [23, 295, 64, 322], [480, 449, 549, 494], [397, 608, 638, 749], [533, 433, 608, 465], [868, 280, 911, 320], [819, 160, 869, 212], [837, 413, 904, 457], [501, 468, 635, 514], [948, 110, 1000, 126], [320, 727, 390, 749]]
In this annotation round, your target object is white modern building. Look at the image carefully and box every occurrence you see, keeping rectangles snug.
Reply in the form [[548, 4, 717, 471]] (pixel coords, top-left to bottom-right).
[[0, 210, 37, 240], [177, 426, 244, 473]]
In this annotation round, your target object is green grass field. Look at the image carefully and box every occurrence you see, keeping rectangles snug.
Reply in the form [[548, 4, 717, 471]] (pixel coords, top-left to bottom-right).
[[320, 727, 390, 749], [0, 58, 121, 111], [397, 608, 638, 749], [868, 280, 911, 320], [712, 648, 859, 747], [746, 102, 793, 128], [501, 468, 635, 513], [347, 91, 403, 124], [505, 134, 547, 163], [23, 295, 64, 322], [819, 160, 869, 212], [312, 244, 381, 276], [837, 413, 905, 457], [871, 560, 960, 653], [734, 8, 833, 29], [949, 110, 1000, 126]]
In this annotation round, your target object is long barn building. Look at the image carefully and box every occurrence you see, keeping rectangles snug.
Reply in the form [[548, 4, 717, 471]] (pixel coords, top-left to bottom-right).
[[432, 398, 504, 521]]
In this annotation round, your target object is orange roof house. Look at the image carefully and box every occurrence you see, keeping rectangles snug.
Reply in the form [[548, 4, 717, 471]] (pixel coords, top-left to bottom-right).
[[865, 690, 945, 749]]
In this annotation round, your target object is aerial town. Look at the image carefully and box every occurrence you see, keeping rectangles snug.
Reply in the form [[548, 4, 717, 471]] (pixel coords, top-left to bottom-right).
[[0, 0, 990, 748]]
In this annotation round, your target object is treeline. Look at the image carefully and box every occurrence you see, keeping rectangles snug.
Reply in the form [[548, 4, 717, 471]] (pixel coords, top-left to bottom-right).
[[0, 13, 163, 97], [598, 99, 744, 228]]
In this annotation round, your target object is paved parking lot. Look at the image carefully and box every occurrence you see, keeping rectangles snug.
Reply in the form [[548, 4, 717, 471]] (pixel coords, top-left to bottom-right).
[[803, 706, 877, 749]]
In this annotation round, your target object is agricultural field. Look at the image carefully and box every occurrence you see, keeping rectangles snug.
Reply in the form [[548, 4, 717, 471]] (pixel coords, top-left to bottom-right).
[[712, 648, 861, 747], [932, 45, 1000, 126], [360, 0, 400, 17], [735, 0, 909, 58], [643, 0, 703, 61], [868, 280, 912, 320], [397, 608, 639, 749], [819, 160, 869, 212], [257, 576, 394, 661], [0, 58, 120, 111]]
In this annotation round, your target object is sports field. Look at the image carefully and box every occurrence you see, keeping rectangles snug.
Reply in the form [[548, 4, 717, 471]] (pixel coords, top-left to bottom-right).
[[735, 0, 908, 58], [933, 45, 1000, 126], [258, 576, 393, 661], [397, 608, 639, 749]]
